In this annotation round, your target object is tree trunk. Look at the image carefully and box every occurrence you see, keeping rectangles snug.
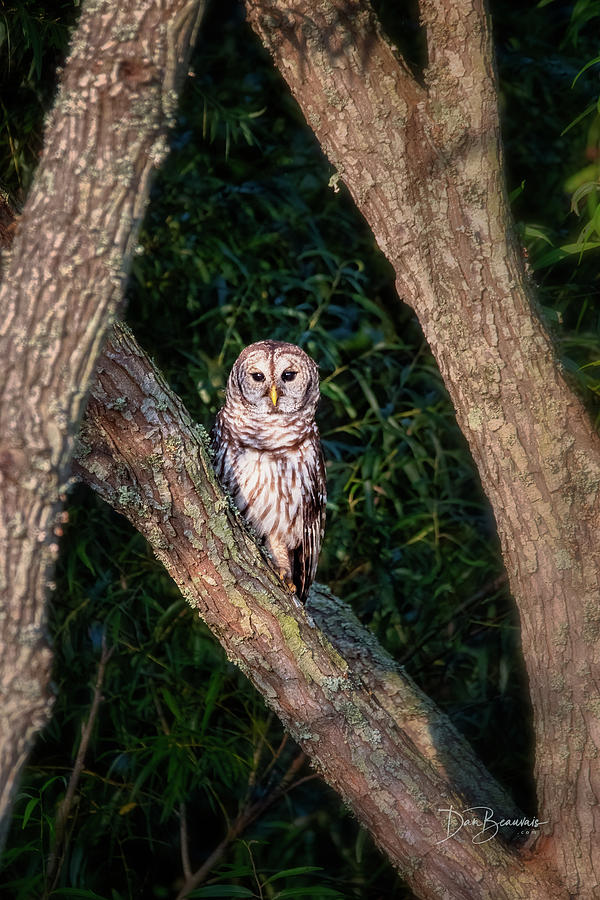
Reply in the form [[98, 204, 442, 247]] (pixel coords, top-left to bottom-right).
[[0, 0, 205, 850], [244, 0, 600, 893], [72, 321, 565, 899]]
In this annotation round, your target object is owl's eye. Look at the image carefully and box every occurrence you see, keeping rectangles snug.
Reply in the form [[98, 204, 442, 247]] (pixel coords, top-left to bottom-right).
[[281, 371, 297, 382], [251, 372, 265, 382]]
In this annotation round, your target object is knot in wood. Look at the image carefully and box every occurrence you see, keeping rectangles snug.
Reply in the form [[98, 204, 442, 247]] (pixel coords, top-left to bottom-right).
[[0, 446, 27, 484], [117, 58, 158, 88]]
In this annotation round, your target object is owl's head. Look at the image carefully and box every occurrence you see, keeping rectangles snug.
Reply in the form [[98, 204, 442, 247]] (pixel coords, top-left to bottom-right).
[[227, 340, 320, 418]]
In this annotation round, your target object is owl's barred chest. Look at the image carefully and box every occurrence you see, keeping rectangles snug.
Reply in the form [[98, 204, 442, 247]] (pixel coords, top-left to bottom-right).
[[227, 445, 310, 543]]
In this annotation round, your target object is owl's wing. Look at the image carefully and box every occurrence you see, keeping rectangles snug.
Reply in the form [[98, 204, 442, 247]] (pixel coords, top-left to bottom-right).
[[211, 410, 233, 489], [293, 435, 326, 603]]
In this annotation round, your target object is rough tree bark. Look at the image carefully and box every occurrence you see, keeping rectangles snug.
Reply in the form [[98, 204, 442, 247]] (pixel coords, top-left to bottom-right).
[[0, 0, 205, 850], [73, 322, 565, 899], [244, 0, 600, 894]]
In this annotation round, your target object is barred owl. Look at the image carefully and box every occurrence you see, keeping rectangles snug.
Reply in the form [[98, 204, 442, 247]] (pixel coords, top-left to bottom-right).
[[212, 340, 326, 602]]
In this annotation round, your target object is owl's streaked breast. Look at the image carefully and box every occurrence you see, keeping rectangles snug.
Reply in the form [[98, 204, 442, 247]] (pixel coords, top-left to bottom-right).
[[229, 446, 307, 545]]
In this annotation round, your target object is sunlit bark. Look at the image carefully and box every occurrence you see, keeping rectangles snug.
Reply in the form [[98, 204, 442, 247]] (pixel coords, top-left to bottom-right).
[[0, 0, 205, 849]]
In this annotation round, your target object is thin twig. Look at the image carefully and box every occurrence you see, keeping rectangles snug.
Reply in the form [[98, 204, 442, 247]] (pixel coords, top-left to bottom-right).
[[44, 635, 113, 894], [245, 712, 273, 798], [179, 802, 192, 880], [244, 839, 264, 900], [279, 772, 319, 795], [176, 751, 311, 899], [399, 573, 508, 665], [260, 732, 288, 781]]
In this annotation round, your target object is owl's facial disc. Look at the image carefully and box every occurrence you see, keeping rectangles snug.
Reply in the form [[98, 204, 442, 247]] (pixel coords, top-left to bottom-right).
[[271, 354, 315, 414], [230, 341, 319, 418], [233, 351, 318, 417]]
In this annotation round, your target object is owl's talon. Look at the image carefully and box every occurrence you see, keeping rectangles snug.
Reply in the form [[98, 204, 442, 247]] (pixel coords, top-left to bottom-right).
[[277, 568, 296, 594]]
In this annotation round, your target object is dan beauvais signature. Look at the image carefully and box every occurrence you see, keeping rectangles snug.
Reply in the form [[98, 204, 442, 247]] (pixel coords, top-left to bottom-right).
[[437, 806, 548, 844]]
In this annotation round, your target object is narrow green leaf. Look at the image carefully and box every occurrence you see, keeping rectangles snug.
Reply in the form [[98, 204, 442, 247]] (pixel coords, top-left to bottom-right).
[[532, 241, 600, 269], [199, 669, 224, 736], [49, 889, 111, 899], [561, 102, 597, 136], [263, 866, 322, 885], [21, 797, 39, 829], [522, 224, 554, 246], [274, 888, 344, 899], [187, 887, 256, 898], [570, 181, 599, 215], [572, 55, 600, 87], [161, 686, 181, 718], [509, 180, 525, 202]]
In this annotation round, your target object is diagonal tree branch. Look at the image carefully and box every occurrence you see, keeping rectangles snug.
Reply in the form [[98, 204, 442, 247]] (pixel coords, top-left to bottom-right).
[[73, 322, 565, 899]]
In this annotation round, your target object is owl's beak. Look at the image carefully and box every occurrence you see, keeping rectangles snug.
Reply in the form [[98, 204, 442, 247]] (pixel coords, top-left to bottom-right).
[[270, 383, 279, 407]]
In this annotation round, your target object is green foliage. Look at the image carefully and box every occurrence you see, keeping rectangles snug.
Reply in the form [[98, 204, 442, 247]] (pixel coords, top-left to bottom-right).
[[1, 0, 599, 898], [0, 0, 79, 196], [495, 0, 600, 412]]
